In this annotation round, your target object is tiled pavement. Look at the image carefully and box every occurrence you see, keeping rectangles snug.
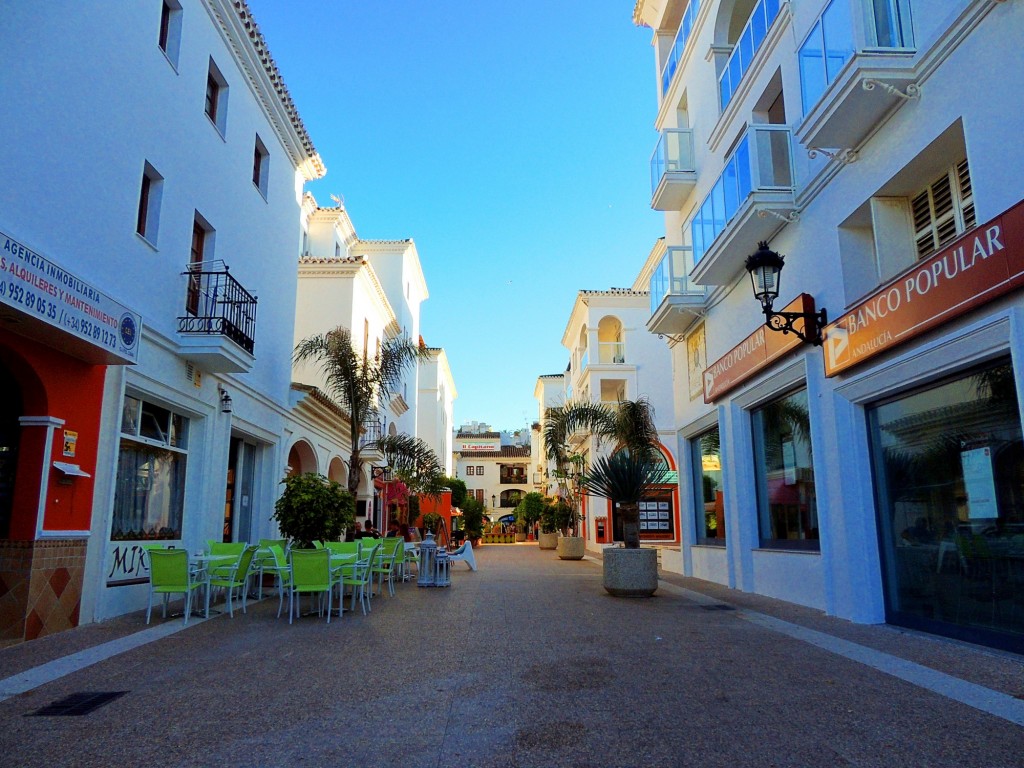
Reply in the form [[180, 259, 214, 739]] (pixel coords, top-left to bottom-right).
[[0, 544, 1022, 768]]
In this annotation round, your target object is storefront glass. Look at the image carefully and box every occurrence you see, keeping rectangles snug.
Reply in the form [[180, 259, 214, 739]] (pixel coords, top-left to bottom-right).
[[870, 361, 1024, 649], [752, 388, 819, 549], [692, 426, 724, 544]]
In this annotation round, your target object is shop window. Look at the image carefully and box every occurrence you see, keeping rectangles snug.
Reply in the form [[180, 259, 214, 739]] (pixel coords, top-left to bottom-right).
[[912, 159, 975, 259], [870, 361, 1024, 649], [692, 426, 724, 544], [752, 388, 818, 549], [157, 0, 182, 68], [112, 395, 190, 541], [135, 161, 163, 245]]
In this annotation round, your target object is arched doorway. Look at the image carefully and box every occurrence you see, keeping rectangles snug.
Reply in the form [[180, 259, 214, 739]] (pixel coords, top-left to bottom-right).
[[0, 360, 23, 538], [286, 440, 317, 477]]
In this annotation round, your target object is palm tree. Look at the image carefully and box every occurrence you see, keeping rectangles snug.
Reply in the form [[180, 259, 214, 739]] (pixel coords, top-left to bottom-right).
[[376, 432, 446, 524], [544, 397, 664, 546], [293, 326, 428, 497]]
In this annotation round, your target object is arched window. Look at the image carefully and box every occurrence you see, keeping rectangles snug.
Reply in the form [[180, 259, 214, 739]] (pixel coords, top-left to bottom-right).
[[597, 316, 625, 364]]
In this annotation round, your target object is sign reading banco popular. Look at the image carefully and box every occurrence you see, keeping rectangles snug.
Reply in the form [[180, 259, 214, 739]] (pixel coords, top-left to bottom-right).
[[823, 201, 1024, 376], [1, 229, 142, 364]]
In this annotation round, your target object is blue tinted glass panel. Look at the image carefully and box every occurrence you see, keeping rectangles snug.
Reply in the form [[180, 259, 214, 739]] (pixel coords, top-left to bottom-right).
[[765, 0, 780, 23], [752, 3, 767, 49], [735, 138, 752, 200], [691, 218, 704, 264], [723, 157, 739, 222], [822, 0, 854, 81], [720, 74, 731, 109], [799, 22, 826, 113], [739, 25, 754, 71], [711, 177, 726, 234], [701, 199, 716, 255]]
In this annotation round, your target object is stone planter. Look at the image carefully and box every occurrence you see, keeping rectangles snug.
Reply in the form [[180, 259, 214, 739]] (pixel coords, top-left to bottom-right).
[[603, 547, 658, 597], [537, 532, 558, 550], [556, 536, 585, 560], [515, 532, 527, 543]]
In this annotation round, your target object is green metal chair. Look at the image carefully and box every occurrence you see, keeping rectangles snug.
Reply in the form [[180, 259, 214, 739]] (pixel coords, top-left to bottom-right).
[[207, 541, 248, 580], [262, 544, 292, 618], [146, 549, 203, 625], [372, 537, 403, 597], [207, 545, 259, 617], [254, 539, 288, 599], [287, 549, 334, 624], [338, 540, 380, 615]]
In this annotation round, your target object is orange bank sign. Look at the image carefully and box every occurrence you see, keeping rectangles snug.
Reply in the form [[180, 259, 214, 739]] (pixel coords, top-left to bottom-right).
[[824, 201, 1024, 376]]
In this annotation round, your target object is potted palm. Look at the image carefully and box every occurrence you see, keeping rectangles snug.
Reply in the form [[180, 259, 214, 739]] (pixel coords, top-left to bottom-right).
[[547, 398, 665, 595]]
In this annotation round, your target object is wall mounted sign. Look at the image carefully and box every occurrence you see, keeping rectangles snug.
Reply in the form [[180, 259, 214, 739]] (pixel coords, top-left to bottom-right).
[[0, 229, 142, 364], [823, 200, 1024, 376], [703, 295, 813, 402]]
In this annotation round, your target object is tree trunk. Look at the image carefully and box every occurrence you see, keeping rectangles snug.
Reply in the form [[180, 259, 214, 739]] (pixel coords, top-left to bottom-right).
[[348, 448, 362, 496], [618, 502, 641, 549]]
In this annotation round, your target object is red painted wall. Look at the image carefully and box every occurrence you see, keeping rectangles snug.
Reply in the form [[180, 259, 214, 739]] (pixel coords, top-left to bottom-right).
[[417, 491, 454, 536], [1, 334, 106, 539]]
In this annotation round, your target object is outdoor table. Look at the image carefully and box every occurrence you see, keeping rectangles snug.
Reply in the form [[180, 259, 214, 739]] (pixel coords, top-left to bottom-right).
[[328, 553, 362, 614], [190, 553, 236, 617]]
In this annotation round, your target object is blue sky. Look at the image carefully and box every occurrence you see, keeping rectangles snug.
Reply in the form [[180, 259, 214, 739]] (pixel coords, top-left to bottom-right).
[[247, 0, 663, 433]]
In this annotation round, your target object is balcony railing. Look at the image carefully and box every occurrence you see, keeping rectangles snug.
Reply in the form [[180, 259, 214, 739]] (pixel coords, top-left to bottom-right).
[[795, 0, 917, 150], [718, 0, 782, 110], [178, 260, 257, 354], [660, 0, 701, 96], [690, 126, 794, 266], [649, 247, 706, 315], [359, 419, 382, 448], [650, 129, 697, 210], [597, 342, 625, 365]]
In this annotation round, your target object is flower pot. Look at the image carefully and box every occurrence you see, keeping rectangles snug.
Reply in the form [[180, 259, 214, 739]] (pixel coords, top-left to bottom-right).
[[515, 532, 527, 543], [556, 536, 585, 560], [537, 532, 558, 550], [602, 547, 658, 597]]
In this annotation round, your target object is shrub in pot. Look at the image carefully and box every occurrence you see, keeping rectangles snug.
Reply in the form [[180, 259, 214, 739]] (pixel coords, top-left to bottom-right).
[[272, 472, 355, 548]]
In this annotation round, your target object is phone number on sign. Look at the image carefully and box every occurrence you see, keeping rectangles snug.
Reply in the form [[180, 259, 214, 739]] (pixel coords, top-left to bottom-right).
[[0, 279, 118, 350]]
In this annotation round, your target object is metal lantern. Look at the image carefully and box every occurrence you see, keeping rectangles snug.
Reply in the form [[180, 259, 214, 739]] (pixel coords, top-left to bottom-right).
[[417, 532, 437, 587], [744, 241, 784, 310], [434, 547, 451, 588]]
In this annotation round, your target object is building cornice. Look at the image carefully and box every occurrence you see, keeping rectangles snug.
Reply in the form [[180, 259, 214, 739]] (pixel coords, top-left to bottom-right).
[[206, 0, 325, 180]]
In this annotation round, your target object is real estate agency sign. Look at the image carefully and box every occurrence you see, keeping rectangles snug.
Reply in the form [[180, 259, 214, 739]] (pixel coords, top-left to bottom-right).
[[824, 201, 1024, 376]]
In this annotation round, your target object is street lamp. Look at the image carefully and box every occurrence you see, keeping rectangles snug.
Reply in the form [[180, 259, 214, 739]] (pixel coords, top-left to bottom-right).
[[744, 241, 827, 346]]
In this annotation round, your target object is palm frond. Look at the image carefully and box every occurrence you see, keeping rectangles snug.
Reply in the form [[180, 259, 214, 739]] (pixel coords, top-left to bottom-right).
[[579, 452, 672, 505]]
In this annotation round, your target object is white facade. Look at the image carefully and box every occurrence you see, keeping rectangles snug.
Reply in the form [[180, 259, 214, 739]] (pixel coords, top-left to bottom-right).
[[0, 0, 325, 626], [454, 433, 533, 519], [417, 348, 458, 476], [638, 0, 1024, 651]]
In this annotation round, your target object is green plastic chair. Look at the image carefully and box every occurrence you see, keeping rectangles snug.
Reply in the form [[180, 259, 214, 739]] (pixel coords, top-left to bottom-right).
[[372, 537, 403, 597], [312, 540, 324, 549], [254, 540, 288, 602], [338, 540, 380, 615], [207, 541, 247, 579], [262, 544, 292, 618], [287, 549, 334, 624], [147, 549, 203, 625], [207, 545, 259, 617]]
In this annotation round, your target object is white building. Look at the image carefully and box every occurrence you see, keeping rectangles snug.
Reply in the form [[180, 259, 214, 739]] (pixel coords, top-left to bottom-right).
[[454, 432, 532, 519], [0, 0, 325, 636], [637, 0, 1024, 653], [417, 348, 457, 476]]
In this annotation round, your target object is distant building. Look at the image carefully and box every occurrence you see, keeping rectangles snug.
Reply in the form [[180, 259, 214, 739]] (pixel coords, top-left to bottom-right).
[[453, 431, 531, 519]]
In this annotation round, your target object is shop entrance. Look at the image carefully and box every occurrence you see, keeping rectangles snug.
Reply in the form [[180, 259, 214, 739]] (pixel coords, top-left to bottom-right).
[[0, 360, 22, 538], [870, 359, 1024, 653]]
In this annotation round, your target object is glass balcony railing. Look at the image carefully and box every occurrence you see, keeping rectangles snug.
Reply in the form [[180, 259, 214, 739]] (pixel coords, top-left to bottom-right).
[[649, 247, 706, 315], [650, 129, 696, 196], [799, 0, 915, 113], [718, 0, 782, 110], [598, 342, 625, 365], [690, 126, 794, 265], [660, 0, 701, 96]]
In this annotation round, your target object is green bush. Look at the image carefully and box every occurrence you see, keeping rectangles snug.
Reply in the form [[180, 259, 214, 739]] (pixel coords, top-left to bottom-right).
[[514, 491, 546, 533], [460, 496, 485, 540], [272, 473, 354, 548], [540, 497, 574, 535]]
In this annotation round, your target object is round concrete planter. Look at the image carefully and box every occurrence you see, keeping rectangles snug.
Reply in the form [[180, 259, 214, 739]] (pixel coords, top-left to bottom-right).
[[515, 532, 527, 543], [556, 536, 585, 560], [603, 547, 658, 597], [537, 532, 559, 550]]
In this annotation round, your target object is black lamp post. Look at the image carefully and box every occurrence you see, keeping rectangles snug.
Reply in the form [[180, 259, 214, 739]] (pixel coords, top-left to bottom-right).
[[744, 241, 827, 346], [371, 465, 392, 530]]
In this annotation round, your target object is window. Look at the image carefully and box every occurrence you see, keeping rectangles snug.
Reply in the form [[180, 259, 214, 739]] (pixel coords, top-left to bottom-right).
[[112, 395, 189, 541], [467, 466, 475, 476], [912, 159, 975, 259], [252, 134, 269, 197], [693, 426, 724, 544], [187, 215, 212, 316], [157, 0, 182, 67], [870, 361, 1023, 647], [335, 243, 341, 258], [475, 489, 484, 504], [752, 388, 818, 549], [205, 59, 228, 135], [135, 162, 163, 244], [476, 466, 484, 475]]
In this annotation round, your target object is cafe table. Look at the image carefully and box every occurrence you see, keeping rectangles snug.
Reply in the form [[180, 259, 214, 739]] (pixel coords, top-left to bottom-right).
[[328, 552, 362, 615], [189, 553, 237, 617]]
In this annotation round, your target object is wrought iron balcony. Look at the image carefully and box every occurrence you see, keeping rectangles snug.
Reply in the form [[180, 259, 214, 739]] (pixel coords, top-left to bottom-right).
[[177, 261, 257, 371], [359, 419, 382, 448]]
